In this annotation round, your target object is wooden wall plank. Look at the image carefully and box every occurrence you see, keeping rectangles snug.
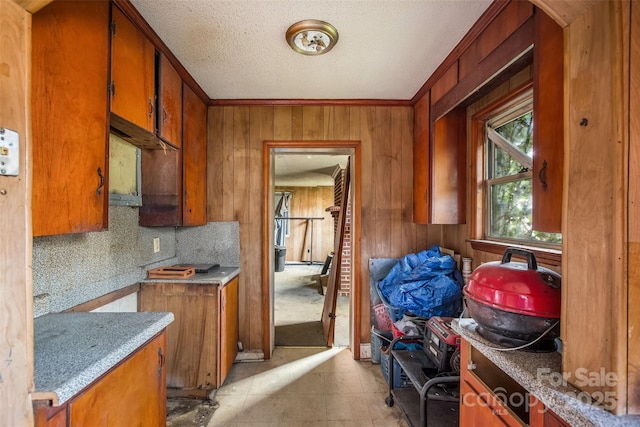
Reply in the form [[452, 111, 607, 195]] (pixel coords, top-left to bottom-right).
[[389, 108, 404, 253], [302, 106, 323, 140], [562, 2, 626, 412], [275, 186, 334, 263], [334, 106, 351, 140], [292, 106, 303, 140], [400, 107, 417, 255], [413, 94, 430, 224], [627, 0, 639, 414], [248, 106, 272, 349], [222, 106, 235, 221], [374, 107, 392, 257], [431, 62, 458, 105], [207, 107, 224, 221], [274, 106, 292, 140], [323, 106, 334, 140], [0, 3, 33, 426]]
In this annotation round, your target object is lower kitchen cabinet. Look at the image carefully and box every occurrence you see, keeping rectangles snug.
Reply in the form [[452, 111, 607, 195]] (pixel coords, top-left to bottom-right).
[[139, 276, 239, 396], [460, 339, 528, 427], [34, 332, 167, 427]]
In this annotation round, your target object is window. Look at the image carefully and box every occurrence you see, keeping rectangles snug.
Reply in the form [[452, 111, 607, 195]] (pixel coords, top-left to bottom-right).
[[109, 133, 142, 207], [474, 90, 561, 247]]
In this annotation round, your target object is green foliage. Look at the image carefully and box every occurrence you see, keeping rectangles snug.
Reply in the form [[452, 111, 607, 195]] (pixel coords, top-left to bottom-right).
[[488, 111, 561, 244]]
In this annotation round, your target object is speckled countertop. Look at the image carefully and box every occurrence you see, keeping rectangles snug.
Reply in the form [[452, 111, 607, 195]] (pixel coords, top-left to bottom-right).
[[34, 312, 174, 405], [453, 318, 640, 427], [142, 266, 240, 285]]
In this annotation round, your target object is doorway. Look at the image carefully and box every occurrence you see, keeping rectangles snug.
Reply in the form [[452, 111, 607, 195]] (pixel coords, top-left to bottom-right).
[[262, 141, 361, 358]]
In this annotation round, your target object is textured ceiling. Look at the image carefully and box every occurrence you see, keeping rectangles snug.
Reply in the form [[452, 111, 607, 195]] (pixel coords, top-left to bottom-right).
[[129, 0, 493, 101]]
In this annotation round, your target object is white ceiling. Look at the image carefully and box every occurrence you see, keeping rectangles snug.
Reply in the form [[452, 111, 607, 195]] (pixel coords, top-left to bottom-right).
[[130, 0, 493, 183], [129, 0, 493, 101]]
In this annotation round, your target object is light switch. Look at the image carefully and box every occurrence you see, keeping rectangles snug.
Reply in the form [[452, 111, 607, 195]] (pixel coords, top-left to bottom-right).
[[0, 128, 19, 176]]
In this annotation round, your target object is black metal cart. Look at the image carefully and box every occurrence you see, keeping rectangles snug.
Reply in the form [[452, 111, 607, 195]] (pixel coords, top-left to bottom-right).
[[385, 336, 460, 427]]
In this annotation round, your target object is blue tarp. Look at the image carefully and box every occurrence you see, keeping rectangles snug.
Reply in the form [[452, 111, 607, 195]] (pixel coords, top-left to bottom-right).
[[377, 246, 463, 320]]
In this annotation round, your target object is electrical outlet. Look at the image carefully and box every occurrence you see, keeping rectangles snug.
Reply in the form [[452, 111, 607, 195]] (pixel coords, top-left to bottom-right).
[[153, 237, 160, 253]]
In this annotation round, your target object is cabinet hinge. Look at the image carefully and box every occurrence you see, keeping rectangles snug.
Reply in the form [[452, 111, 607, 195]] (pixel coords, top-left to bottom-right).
[[108, 81, 115, 97], [110, 21, 116, 36]]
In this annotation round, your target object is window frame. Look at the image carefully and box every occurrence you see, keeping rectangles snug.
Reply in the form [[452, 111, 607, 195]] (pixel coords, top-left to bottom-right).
[[469, 82, 561, 266]]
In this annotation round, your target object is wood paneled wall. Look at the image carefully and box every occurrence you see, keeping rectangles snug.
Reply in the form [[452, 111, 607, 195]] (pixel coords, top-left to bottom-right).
[[1, 2, 34, 425], [207, 105, 427, 350], [275, 186, 334, 263]]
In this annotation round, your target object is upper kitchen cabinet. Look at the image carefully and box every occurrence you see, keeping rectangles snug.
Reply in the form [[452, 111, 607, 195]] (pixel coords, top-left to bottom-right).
[[532, 9, 564, 233], [413, 94, 431, 224], [110, 5, 156, 138], [32, 1, 110, 236], [431, 107, 467, 224], [182, 83, 208, 226], [157, 53, 183, 149], [140, 83, 207, 227]]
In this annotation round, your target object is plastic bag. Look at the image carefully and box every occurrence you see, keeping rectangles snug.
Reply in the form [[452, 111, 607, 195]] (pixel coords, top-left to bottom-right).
[[377, 245, 463, 319]]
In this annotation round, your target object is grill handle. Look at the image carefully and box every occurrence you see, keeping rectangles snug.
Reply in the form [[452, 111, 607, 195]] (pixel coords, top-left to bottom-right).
[[501, 248, 537, 270]]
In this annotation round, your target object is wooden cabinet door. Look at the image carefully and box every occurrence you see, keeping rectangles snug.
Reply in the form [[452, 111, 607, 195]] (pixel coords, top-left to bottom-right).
[[461, 378, 511, 427], [32, 1, 110, 236], [219, 277, 239, 386], [431, 106, 467, 224], [413, 93, 431, 224], [182, 83, 208, 225], [110, 6, 155, 134], [69, 332, 166, 427], [157, 53, 183, 148], [139, 283, 218, 393], [532, 8, 564, 233], [139, 148, 183, 226]]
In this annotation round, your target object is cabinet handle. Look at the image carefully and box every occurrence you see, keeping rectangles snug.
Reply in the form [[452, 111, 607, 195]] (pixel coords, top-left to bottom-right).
[[96, 167, 104, 196], [538, 160, 548, 191], [110, 81, 115, 98], [158, 347, 165, 377], [148, 98, 154, 119]]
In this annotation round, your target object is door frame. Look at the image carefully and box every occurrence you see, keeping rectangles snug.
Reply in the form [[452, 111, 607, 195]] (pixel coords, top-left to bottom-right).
[[262, 140, 361, 358]]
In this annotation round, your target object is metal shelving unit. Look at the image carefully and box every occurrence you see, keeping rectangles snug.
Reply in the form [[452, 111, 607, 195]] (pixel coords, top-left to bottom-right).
[[385, 337, 460, 427]]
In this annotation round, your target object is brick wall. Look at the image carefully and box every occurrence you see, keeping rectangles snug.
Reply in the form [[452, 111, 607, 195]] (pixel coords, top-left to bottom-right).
[[332, 167, 351, 296]]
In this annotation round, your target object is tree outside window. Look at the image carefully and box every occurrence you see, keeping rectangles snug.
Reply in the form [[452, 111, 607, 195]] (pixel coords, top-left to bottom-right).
[[486, 102, 561, 244]]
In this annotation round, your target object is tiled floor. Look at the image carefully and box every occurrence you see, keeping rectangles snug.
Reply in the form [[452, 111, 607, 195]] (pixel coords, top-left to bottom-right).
[[208, 346, 409, 427]]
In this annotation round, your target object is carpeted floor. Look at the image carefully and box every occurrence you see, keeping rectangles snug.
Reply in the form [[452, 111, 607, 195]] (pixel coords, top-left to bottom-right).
[[275, 263, 350, 347]]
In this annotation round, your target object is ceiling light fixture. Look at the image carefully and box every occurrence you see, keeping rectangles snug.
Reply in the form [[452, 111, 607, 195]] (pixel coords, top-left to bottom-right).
[[285, 20, 339, 56]]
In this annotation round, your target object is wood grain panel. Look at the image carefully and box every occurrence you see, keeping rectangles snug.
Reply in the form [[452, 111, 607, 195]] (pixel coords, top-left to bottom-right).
[[628, 0, 640, 413], [183, 83, 208, 225], [274, 106, 292, 140], [1, 3, 33, 426], [302, 106, 323, 140], [275, 186, 334, 263], [222, 107, 235, 221], [431, 107, 466, 224], [69, 333, 166, 426], [431, 62, 458, 105], [110, 5, 155, 133], [532, 9, 564, 233], [413, 94, 430, 224], [390, 108, 404, 253], [458, 1, 534, 80], [158, 53, 183, 148], [562, 1, 626, 412], [207, 107, 224, 220], [219, 277, 239, 387], [334, 106, 351, 140], [32, 1, 110, 236], [374, 107, 392, 256]]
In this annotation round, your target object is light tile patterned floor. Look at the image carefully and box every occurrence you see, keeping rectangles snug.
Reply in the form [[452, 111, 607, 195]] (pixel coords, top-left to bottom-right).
[[208, 347, 409, 427]]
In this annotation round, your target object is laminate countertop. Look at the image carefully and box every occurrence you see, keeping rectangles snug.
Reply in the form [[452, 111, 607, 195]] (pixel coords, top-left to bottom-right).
[[453, 318, 640, 427], [142, 266, 240, 285], [33, 312, 174, 406]]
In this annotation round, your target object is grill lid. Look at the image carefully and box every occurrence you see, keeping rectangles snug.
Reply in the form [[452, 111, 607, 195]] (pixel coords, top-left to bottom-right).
[[463, 248, 561, 318]]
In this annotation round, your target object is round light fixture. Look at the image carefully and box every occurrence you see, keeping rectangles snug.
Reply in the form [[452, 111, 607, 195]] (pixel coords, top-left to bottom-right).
[[285, 20, 339, 56]]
